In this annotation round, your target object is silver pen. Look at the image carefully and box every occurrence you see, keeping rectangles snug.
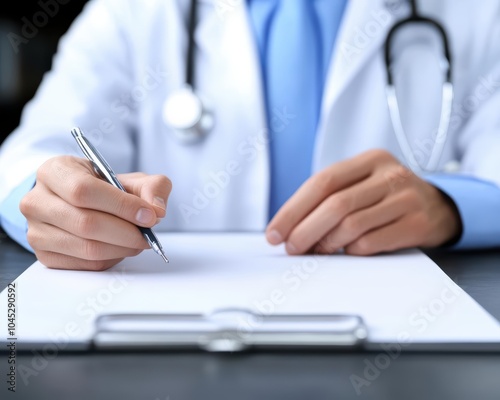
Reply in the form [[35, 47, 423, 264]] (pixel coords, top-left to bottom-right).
[[71, 127, 169, 263]]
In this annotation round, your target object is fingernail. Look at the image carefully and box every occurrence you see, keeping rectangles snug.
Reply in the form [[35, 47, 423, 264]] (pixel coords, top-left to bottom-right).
[[286, 242, 298, 254], [136, 208, 154, 224], [153, 196, 166, 210], [267, 230, 283, 244]]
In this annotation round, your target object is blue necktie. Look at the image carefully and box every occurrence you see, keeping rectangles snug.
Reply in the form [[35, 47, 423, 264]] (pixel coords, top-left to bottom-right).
[[265, 0, 322, 218]]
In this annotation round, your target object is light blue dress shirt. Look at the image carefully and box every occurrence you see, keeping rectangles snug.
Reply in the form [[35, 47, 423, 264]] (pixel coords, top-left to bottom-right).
[[0, 174, 35, 251], [425, 175, 500, 248], [1, 2, 500, 251]]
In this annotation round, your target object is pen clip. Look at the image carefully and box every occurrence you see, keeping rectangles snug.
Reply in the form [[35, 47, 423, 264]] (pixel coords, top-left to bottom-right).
[[90, 161, 110, 182]]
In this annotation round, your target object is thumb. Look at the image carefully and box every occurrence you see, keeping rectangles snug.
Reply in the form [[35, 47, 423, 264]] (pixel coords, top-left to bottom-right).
[[118, 173, 172, 218]]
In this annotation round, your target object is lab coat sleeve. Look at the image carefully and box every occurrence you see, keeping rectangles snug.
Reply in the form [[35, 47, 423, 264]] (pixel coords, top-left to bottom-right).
[[0, 174, 36, 252], [442, 8, 500, 249], [448, 67, 500, 249], [449, 1, 500, 190], [0, 0, 137, 209], [0, 0, 137, 246], [426, 175, 500, 249]]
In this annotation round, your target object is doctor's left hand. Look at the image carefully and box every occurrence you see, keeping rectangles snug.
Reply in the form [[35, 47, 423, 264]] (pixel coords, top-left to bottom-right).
[[266, 149, 461, 255]]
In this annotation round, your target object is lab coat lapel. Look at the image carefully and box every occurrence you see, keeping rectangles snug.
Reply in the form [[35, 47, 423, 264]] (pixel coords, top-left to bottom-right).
[[315, 0, 405, 168], [196, 0, 270, 228], [321, 0, 398, 111]]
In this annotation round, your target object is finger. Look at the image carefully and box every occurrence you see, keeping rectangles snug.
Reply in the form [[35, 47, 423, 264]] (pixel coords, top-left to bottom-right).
[[21, 187, 150, 249], [313, 190, 413, 254], [266, 150, 387, 244], [27, 221, 143, 261], [39, 158, 159, 227], [285, 176, 388, 254], [118, 172, 147, 179], [345, 214, 424, 256], [118, 173, 172, 218], [36, 250, 124, 271]]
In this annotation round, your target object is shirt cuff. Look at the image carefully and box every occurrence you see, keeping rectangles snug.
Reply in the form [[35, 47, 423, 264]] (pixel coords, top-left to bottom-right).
[[0, 174, 36, 252], [425, 174, 500, 249]]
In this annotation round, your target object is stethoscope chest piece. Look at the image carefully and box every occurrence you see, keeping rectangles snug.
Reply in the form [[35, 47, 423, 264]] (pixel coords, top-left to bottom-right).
[[163, 85, 214, 144]]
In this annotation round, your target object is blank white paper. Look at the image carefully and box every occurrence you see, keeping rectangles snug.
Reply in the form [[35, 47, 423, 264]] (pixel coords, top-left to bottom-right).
[[1, 233, 500, 349]]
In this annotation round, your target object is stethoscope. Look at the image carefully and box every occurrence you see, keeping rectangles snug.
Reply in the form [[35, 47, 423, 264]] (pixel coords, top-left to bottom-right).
[[163, 0, 453, 172], [162, 0, 214, 144]]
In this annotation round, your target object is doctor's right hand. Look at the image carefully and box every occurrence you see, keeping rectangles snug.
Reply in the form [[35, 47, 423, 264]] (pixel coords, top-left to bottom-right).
[[20, 156, 172, 271]]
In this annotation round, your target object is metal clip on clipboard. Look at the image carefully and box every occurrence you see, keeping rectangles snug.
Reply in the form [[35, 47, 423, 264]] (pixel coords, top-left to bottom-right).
[[93, 308, 368, 352]]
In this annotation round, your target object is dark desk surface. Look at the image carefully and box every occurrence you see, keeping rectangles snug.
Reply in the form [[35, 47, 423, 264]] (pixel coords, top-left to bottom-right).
[[1, 230, 500, 400]]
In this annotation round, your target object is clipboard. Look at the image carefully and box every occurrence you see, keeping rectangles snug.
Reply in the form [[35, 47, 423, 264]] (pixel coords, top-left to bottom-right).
[[93, 308, 368, 352], [5, 234, 500, 352]]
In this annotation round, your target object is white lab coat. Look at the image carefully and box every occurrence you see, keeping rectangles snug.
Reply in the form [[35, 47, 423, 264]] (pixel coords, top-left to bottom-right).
[[1, 0, 500, 232]]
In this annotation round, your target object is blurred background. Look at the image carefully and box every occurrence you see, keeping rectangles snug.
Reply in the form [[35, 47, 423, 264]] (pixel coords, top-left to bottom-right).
[[0, 0, 89, 145]]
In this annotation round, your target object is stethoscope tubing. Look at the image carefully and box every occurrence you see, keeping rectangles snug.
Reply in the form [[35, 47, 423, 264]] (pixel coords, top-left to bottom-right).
[[165, 0, 455, 173], [384, 0, 453, 172]]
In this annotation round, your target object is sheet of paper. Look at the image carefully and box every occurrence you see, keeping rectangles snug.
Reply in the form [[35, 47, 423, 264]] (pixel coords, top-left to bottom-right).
[[1, 233, 500, 349]]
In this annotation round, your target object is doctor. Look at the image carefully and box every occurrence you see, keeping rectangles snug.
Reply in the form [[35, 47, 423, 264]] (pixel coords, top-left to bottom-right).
[[0, 0, 499, 270]]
